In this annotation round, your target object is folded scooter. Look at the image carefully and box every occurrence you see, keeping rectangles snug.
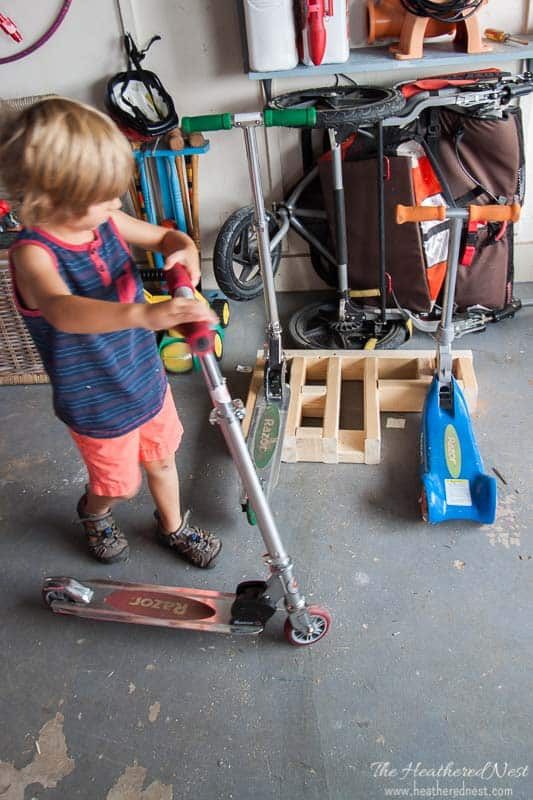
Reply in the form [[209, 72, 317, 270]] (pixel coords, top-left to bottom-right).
[[396, 201, 521, 524], [181, 108, 317, 519]]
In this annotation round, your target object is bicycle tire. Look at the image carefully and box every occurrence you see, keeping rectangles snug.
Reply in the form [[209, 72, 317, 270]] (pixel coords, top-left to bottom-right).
[[269, 86, 405, 129], [289, 301, 409, 350], [213, 206, 282, 301], [0, 1, 72, 65]]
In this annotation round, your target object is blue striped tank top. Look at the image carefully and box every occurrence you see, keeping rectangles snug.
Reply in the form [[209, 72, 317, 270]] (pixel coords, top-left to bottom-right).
[[9, 218, 167, 438]]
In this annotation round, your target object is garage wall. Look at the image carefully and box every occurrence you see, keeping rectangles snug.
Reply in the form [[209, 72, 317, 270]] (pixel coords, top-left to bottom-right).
[[1, 0, 532, 285]]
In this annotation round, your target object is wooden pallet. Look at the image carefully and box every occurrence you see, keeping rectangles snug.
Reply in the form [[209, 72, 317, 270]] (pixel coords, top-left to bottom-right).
[[243, 349, 478, 465]]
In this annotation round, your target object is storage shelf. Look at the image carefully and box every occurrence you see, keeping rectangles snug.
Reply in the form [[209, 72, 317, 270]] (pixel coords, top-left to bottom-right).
[[248, 37, 533, 81]]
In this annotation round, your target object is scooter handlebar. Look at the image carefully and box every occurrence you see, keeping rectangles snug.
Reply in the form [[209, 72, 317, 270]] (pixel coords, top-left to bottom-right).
[[181, 108, 317, 134], [263, 108, 317, 127], [181, 114, 233, 133], [396, 205, 446, 224], [164, 264, 214, 356], [396, 202, 521, 224], [468, 202, 521, 223]]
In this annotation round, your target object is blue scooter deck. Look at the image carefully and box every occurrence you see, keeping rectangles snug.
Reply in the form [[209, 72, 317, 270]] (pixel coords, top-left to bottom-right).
[[421, 375, 496, 524]]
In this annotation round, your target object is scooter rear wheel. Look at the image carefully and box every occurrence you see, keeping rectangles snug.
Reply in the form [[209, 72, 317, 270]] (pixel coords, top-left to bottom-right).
[[284, 606, 331, 646]]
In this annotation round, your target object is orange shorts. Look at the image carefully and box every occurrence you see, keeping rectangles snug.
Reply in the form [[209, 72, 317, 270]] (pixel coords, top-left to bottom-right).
[[69, 385, 183, 497]]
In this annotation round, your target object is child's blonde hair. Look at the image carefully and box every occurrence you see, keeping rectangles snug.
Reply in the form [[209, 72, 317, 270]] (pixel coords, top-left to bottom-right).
[[0, 96, 134, 227]]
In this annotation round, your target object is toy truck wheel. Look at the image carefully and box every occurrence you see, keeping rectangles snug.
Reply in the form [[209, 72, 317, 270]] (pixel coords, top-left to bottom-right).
[[284, 606, 331, 646], [211, 298, 230, 328], [213, 331, 223, 361], [160, 341, 194, 373]]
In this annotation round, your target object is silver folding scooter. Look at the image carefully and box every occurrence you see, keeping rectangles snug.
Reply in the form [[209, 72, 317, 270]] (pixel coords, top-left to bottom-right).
[[43, 245, 330, 645]]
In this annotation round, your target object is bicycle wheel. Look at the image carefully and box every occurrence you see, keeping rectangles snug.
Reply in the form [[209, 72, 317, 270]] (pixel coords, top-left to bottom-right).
[[269, 85, 405, 129], [213, 206, 282, 301], [289, 301, 410, 350]]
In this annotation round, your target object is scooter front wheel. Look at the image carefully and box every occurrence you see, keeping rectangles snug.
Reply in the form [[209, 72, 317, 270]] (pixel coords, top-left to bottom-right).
[[284, 606, 331, 646]]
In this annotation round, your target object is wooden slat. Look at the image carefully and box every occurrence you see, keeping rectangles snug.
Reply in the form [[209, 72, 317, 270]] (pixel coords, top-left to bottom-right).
[[323, 357, 342, 463], [241, 358, 265, 439], [283, 355, 307, 462], [363, 357, 381, 465]]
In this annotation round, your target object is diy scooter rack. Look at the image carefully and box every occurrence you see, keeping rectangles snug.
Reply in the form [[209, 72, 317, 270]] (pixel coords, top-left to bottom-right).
[[43, 264, 330, 646]]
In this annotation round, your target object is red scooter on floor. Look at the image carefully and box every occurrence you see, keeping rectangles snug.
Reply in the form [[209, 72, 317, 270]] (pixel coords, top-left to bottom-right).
[[42, 264, 331, 647]]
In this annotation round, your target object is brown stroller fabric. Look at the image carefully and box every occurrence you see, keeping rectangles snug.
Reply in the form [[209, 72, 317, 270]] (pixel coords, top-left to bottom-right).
[[318, 104, 524, 313]]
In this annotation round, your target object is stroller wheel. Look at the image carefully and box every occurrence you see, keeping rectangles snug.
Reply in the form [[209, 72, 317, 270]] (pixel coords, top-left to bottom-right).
[[213, 206, 282, 301], [289, 301, 409, 350]]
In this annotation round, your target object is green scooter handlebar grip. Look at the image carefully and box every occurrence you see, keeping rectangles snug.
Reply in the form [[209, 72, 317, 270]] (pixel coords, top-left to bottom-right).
[[181, 114, 233, 133], [263, 108, 317, 128]]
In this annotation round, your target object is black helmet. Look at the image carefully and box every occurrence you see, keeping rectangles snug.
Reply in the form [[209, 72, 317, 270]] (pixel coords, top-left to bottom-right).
[[106, 34, 178, 141]]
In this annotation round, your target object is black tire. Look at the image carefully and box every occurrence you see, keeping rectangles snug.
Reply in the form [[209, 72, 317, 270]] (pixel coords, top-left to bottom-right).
[[269, 86, 405, 129], [213, 206, 282, 301], [289, 301, 409, 350], [211, 298, 230, 328]]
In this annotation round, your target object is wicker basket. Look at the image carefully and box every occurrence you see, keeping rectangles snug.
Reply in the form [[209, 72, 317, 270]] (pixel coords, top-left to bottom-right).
[[0, 95, 55, 385], [0, 253, 48, 384]]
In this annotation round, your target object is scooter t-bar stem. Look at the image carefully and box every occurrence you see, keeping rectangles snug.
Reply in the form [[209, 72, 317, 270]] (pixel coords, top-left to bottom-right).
[[181, 108, 317, 134], [164, 264, 292, 565]]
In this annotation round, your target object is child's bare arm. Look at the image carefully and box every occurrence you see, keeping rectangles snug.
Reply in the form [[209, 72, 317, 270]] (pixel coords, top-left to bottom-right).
[[13, 245, 216, 335], [111, 210, 201, 285]]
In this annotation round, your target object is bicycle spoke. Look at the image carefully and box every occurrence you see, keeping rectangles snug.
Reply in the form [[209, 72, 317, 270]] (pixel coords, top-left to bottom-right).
[[236, 263, 259, 284]]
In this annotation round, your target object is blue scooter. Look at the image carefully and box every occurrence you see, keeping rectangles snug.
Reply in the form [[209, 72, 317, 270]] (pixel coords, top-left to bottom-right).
[[396, 202, 521, 524]]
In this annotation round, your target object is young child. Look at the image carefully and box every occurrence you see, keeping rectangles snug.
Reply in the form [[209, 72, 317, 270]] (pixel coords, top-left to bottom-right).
[[0, 97, 222, 568]]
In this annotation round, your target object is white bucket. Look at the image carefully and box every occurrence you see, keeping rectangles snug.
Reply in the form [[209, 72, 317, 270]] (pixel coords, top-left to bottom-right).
[[243, 0, 299, 72]]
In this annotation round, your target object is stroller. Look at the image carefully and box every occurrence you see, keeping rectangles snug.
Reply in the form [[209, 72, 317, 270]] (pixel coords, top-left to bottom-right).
[[212, 70, 533, 349]]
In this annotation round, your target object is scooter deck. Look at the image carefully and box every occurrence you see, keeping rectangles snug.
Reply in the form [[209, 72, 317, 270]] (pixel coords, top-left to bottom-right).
[[246, 384, 290, 501], [420, 375, 497, 524], [43, 578, 263, 635]]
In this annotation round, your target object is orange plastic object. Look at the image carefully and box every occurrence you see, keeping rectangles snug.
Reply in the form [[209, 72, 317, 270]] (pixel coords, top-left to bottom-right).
[[367, 0, 455, 45], [367, 0, 492, 60], [484, 28, 528, 45]]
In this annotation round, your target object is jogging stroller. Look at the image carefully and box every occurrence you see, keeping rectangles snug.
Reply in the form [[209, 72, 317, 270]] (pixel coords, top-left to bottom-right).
[[212, 70, 533, 349]]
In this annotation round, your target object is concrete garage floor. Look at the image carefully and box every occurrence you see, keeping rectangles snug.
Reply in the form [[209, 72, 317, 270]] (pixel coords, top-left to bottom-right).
[[0, 288, 532, 800]]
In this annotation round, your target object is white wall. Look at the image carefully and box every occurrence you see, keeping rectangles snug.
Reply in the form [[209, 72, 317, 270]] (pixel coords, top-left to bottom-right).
[[1, 0, 532, 286]]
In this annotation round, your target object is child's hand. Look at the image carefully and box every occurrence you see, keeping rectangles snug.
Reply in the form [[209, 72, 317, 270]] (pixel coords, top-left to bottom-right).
[[163, 245, 201, 287], [143, 297, 218, 332]]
